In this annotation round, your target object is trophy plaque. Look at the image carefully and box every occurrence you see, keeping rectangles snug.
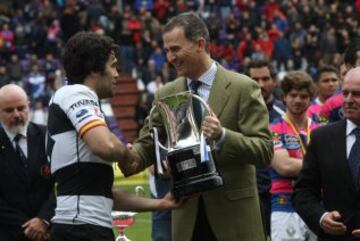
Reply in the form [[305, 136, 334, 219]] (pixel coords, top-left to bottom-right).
[[149, 91, 223, 198]]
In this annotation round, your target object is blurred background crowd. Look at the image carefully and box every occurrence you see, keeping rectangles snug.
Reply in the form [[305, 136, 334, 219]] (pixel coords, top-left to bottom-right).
[[0, 0, 358, 127]]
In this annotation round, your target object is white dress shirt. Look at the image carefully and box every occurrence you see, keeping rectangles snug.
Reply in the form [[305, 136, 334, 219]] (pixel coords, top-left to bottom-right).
[[186, 61, 226, 146], [3, 124, 28, 158]]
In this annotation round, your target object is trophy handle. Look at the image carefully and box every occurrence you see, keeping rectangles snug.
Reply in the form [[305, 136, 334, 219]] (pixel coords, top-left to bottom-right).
[[149, 106, 169, 152], [191, 93, 213, 116], [191, 93, 217, 150], [149, 92, 214, 149], [135, 186, 144, 197], [151, 127, 169, 175]]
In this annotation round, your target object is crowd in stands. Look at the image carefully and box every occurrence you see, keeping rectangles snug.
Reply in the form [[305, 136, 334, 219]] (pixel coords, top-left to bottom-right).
[[0, 0, 359, 126]]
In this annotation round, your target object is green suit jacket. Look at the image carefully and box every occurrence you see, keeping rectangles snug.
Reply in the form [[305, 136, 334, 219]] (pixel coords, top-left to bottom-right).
[[133, 64, 273, 241]]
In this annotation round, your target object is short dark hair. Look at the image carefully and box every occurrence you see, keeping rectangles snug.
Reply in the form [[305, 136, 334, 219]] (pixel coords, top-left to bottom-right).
[[63, 32, 117, 84], [281, 71, 315, 98], [314, 65, 338, 83], [246, 60, 276, 79], [344, 40, 360, 67], [163, 12, 210, 51]]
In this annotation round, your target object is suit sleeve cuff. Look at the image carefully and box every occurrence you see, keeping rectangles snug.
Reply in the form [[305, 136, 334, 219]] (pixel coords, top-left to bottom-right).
[[42, 218, 50, 227], [319, 212, 328, 226], [215, 128, 226, 151]]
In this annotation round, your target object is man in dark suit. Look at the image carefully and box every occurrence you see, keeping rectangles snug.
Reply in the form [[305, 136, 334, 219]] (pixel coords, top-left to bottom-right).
[[293, 66, 360, 240], [119, 12, 273, 241], [0, 84, 55, 241]]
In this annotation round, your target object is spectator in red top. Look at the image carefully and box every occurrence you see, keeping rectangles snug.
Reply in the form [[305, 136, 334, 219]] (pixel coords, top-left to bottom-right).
[[153, 0, 170, 24], [257, 31, 274, 60], [237, 32, 254, 62], [267, 23, 280, 43], [264, 0, 281, 21]]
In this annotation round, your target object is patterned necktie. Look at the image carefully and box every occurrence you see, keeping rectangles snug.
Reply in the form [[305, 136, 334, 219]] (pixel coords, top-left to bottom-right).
[[14, 134, 28, 169], [189, 81, 202, 128], [349, 128, 360, 190]]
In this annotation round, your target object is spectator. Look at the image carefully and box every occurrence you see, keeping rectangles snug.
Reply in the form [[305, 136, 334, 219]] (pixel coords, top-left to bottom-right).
[[320, 40, 360, 123], [147, 72, 164, 96], [307, 65, 340, 123], [0, 64, 10, 87], [274, 30, 292, 71], [247, 60, 285, 128], [246, 59, 285, 238], [149, 45, 166, 73], [25, 64, 46, 103], [149, 165, 172, 241], [6, 54, 23, 84], [0, 84, 55, 241]]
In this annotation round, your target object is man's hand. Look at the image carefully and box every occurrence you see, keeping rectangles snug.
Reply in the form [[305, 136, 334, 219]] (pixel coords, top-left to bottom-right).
[[353, 228, 360, 237], [320, 211, 347, 235], [22, 217, 49, 241], [202, 114, 222, 141]]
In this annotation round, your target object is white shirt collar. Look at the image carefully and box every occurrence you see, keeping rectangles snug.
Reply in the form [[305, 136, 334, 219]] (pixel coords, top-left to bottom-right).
[[3, 123, 28, 142], [346, 119, 358, 136], [187, 61, 217, 86]]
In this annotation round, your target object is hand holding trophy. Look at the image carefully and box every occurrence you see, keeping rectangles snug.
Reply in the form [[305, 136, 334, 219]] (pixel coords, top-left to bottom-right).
[[149, 91, 224, 199]]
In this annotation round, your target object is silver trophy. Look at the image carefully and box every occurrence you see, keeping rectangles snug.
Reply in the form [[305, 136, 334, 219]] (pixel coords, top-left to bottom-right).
[[111, 211, 137, 241], [149, 91, 223, 198]]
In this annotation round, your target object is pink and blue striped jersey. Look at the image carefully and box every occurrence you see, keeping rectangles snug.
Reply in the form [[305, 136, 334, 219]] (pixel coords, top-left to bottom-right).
[[307, 98, 322, 123], [319, 91, 344, 123], [270, 117, 318, 212]]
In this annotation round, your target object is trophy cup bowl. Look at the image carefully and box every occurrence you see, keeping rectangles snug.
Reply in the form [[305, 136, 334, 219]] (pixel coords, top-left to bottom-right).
[[149, 91, 224, 199], [111, 211, 137, 241]]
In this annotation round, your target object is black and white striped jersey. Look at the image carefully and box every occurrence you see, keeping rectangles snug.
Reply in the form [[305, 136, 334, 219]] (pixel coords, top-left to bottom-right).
[[47, 84, 114, 228]]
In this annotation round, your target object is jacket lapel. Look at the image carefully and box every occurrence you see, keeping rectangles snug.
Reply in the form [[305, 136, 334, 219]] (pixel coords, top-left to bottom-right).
[[208, 65, 231, 118], [333, 120, 357, 193], [164, 77, 187, 97], [165, 66, 230, 117], [0, 128, 28, 183], [27, 123, 40, 178]]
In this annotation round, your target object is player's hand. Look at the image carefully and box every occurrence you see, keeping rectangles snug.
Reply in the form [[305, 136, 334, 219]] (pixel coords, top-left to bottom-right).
[[158, 192, 188, 210]]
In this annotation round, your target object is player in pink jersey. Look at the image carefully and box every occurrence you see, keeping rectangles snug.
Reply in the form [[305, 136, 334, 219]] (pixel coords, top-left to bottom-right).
[[320, 41, 360, 123], [318, 91, 344, 123], [307, 65, 340, 123], [270, 71, 319, 241]]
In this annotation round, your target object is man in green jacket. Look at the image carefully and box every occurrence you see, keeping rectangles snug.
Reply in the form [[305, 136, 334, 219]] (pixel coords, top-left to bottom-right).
[[119, 12, 273, 241]]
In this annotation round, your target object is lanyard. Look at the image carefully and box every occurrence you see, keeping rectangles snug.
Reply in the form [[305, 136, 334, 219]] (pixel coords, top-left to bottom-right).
[[284, 114, 311, 155]]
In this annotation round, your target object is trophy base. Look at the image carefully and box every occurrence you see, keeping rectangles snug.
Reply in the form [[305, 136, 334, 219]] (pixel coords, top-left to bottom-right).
[[172, 172, 224, 199], [167, 144, 224, 199]]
